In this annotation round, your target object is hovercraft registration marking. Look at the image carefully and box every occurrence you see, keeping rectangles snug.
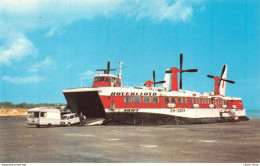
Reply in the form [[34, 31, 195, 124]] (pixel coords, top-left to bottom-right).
[[170, 108, 185, 113], [124, 109, 139, 112]]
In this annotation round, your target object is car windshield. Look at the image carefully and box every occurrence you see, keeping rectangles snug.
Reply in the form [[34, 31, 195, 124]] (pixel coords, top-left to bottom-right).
[[61, 116, 67, 119]]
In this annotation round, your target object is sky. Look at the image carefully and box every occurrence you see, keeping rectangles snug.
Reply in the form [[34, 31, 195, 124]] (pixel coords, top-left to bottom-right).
[[0, 0, 259, 110]]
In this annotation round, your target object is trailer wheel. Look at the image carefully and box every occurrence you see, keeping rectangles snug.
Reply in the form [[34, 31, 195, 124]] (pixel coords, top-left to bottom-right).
[[47, 124, 51, 127], [36, 125, 40, 128], [67, 122, 71, 127]]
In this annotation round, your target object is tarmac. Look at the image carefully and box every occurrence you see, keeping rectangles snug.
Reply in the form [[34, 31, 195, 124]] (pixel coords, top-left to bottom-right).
[[0, 117, 259, 163]]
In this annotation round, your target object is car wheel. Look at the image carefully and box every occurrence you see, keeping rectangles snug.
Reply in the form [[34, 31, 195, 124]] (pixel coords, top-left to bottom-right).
[[67, 122, 71, 127]]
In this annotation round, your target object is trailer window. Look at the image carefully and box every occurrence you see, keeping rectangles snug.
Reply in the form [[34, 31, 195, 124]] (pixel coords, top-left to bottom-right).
[[40, 112, 46, 117], [124, 96, 132, 103], [144, 97, 151, 103], [34, 112, 39, 118], [28, 112, 34, 118], [133, 96, 141, 103], [152, 97, 159, 103], [165, 97, 170, 103]]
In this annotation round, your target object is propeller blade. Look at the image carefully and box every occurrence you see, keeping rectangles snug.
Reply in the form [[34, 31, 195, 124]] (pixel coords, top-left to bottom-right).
[[223, 79, 235, 84], [220, 65, 226, 78], [155, 81, 166, 84], [153, 70, 155, 87], [107, 61, 110, 70], [207, 75, 214, 78], [219, 65, 227, 87], [179, 72, 182, 89], [180, 53, 183, 71], [182, 69, 198, 72], [96, 61, 116, 74]]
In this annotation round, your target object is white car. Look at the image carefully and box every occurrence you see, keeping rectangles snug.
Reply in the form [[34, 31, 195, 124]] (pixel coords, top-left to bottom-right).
[[60, 113, 80, 126]]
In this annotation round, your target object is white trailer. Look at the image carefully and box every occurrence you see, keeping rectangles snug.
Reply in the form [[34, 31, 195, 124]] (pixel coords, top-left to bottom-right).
[[27, 107, 61, 127]]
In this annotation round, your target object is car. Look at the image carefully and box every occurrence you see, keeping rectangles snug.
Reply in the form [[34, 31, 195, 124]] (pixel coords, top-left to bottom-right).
[[60, 113, 80, 126]]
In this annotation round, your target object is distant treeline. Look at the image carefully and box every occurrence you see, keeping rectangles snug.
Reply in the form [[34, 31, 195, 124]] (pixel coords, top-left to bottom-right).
[[0, 102, 65, 109]]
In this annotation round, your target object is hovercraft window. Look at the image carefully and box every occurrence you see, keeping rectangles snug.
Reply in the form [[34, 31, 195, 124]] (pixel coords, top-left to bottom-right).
[[165, 97, 170, 103], [206, 99, 210, 104], [178, 97, 182, 103], [152, 97, 159, 103], [105, 77, 111, 82], [224, 100, 228, 105], [94, 77, 105, 82], [220, 100, 224, 105], [183, 97, 187, 103], [171, 97, 176, 103], [134, 96, 141, 103], [203, 99, 206, 104], [178, 97, 187, 103], [144, 97, 151, 103], [124, 96, 132, 103]]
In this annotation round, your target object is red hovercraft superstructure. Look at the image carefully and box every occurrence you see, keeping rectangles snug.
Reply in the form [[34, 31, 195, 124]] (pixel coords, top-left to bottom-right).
[[62, 53, 249, 125]]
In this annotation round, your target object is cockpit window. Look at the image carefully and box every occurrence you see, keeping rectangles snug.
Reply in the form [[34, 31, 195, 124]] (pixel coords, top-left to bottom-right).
[[105, 77, 111, 82], [94, 77, 105, 82]]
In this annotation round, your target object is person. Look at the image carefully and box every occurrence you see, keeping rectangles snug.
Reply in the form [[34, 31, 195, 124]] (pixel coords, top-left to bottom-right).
[[79, 112, 86, 126]]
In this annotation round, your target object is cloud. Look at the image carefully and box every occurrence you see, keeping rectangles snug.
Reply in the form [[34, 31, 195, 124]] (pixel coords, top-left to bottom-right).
[[1, 75, 45, 84], [66, 64, 73, 69], [0, 0, 203, 37], [78, 70, 96, 80], [28, 57, 53, 72], [0, 0, 204, 69], [0, 35, 38, 66], [124, 0, 195, 22]]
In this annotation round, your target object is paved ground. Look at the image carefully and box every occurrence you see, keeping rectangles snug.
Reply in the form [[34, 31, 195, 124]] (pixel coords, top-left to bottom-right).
[[0, 118, 259, 163]]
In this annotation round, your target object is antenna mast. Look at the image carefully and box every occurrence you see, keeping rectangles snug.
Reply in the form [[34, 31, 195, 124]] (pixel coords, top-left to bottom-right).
[[119, 62, 123, 79]]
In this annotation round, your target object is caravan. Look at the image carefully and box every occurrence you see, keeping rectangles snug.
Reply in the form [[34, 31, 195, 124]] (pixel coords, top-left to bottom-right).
[[27, 107, 61, 127]]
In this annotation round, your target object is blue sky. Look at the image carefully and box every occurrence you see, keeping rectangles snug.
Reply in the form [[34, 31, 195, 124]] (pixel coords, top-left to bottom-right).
[[0, 0, 259, 110]]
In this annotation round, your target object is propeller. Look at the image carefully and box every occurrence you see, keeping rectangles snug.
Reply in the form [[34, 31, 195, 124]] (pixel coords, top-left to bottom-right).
[[179, 53, 198, 89], [96, 61, 116, 74], [207, 72, 235, 95], [207, 75, 235, 84], [218, 65, 226, 87], [144, 70, 165, 87]]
